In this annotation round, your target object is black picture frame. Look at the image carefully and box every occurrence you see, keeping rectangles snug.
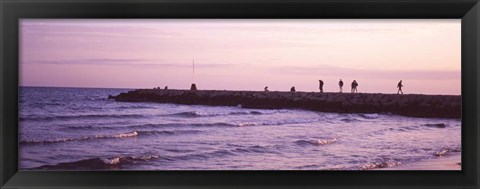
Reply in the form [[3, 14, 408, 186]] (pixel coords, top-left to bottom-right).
[[1, 0, 479, 188]]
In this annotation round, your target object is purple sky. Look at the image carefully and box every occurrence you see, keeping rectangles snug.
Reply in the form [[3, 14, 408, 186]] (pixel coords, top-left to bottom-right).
[[20, 19, 460, 95]]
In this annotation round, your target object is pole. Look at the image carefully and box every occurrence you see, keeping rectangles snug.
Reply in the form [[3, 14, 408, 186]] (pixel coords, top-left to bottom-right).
[[193, 59, 195, 84]]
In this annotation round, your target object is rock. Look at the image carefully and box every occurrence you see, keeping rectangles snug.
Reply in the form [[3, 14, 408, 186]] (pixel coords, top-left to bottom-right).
[[109, 89, 461, 119]]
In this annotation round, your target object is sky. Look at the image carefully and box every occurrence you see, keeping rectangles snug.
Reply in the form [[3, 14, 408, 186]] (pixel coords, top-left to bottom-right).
[[20, 19, 461, 95]]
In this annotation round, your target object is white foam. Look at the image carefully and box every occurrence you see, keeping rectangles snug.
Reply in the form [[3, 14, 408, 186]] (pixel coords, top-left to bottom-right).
[[101, 157, 121, 165], [113, 131, 138, 138]]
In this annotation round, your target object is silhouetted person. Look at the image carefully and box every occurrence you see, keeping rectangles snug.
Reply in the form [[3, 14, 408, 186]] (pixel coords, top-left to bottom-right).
[[338, 79, 344, 93], [319, 80, 324, 93], [351, 80, 358, 93], [264, 86, 269, 92], [397, 80, 403, 94], [351, 81, 354, 93], [290, 86, 296, 92], [354, 80, 358, 93], [190, 83, 197, 90], [164, 86, 168, 90]]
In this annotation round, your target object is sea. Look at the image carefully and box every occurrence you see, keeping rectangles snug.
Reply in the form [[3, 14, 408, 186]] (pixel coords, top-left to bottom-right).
[[19, 86, 461, 170]]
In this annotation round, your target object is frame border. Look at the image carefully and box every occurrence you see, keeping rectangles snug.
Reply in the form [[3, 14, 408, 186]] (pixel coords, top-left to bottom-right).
[[1, 0, 479, 188]]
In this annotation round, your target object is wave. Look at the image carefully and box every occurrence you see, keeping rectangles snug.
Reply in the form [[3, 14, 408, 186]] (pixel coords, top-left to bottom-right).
[[357, 160, 402, 170], [31, 155, 159, 170], [61, 122, 237, 131], [295, 138, 338, 146], [231, 145, 276, 154], [155, 150, 236, 163], [31, 148, 239, 170], [226, 118, 319, 127], [423, 123, 448, 128], [163, 146, 279, 162], [164, 110, 270, 118], [164, 149, 195, 153], [434, 146, 461, 157], [114, 105, 155, 110], [339, 114, 384, 123], [20, 130, 201, 145], [111, 118, 323, 130], [368, 122, 449, 137], [340, 118, 359, 123], [226, 118, 321, 127], [359, 113, 381, 119], [20, 131, 139, 145], [368, 126, 421, 136], [20, 114, 147, 121]]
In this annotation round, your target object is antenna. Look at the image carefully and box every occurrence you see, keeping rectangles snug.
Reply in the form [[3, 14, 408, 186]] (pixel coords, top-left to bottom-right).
[[190, 59, 197, 90], [192, 59, 195, 84]]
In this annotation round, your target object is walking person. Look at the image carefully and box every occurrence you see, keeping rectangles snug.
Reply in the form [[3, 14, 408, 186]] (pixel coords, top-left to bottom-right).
[[338, 79, 343, 93], [319, 80, 324, 93], [397, 80, 403, 94]]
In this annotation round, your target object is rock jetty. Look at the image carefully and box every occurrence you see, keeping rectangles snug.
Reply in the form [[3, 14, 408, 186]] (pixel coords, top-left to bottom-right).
[[109, 89, 461, 119]]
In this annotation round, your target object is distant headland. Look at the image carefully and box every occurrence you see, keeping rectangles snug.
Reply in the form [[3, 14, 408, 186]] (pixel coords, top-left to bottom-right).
[[109, 89, 461, 119]]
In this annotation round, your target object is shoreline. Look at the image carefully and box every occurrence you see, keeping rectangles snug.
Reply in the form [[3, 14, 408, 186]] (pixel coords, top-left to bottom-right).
[[381, 154, 461, 170], [110, 89, 461, 118]]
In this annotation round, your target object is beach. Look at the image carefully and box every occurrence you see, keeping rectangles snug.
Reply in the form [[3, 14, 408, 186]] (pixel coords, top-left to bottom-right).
[[381, 153, 461, 170]]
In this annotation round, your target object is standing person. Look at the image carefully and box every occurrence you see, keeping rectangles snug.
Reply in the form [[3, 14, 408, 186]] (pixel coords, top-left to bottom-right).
[[351, 80, 358, 93], [353, 80, 358, 93], [319, 80, 324, 93], [338, 79, 344, 93], [397, 80, 403, 94], [264, 86, 269, 92], [351, 80, 355, 93], [290, 86, 296, 92]]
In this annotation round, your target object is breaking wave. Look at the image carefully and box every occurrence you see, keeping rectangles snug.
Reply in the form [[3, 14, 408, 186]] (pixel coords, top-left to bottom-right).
[[359, 113, 381, 119], [20, 130, 201, 145], [65, 118, 323, 131], [31, 155, 159, 170], [31, 144, 283, 170], [164, 110, 272, 118], [357, 160, 402, 170], [295, 138, 338, 146], [434, 146, 461, 157]]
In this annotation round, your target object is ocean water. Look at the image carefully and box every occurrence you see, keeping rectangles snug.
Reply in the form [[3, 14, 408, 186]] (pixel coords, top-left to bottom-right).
[[19, 87, 461, 170]]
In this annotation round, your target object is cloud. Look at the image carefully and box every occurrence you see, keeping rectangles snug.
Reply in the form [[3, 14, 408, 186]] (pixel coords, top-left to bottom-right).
[[29, 58, 234, 68]]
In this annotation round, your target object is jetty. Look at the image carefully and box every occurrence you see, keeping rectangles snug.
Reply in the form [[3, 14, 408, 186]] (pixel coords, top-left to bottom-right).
[[109, 89, 461, 119]]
